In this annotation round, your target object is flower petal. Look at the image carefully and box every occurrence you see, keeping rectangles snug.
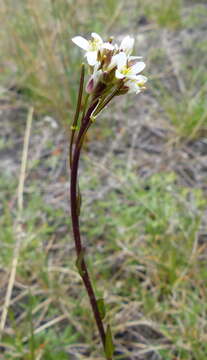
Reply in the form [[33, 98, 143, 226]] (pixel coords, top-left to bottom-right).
[[125, 74, 140, 80], [126, 80, 141, 94], [91, 32, 103, 43], [72, 36, 89, 50], [102, 42, 114, 50], [125, 80, 137, 93], [85, 51, 98, 66], [130, 61, 145, 74], [115, 69, 125, 79], [108, 52, 126, 71], [129, 56, 143, 60], [116, 52, 127, 70], [135, 75, 148, 84], [120, 36, 134, 55]]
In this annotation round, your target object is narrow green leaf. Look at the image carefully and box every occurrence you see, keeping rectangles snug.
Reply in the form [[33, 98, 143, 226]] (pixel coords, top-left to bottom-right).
[[105, 324, 114, 359], [97, 298, 106, 320], [75, 249, 84, 276]]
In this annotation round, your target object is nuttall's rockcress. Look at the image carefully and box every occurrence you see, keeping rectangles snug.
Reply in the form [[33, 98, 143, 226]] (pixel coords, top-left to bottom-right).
[[70, 32, 147, 359]]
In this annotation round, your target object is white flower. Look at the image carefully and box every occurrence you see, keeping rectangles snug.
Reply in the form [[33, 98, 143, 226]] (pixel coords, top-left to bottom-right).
[[107, 52, 125, 71], [114, 52, 145, 80], [72, 32, 114, 66], [120, 35, 134, 55], [125, 75, 148, 94], [72, 32, 148, 96]]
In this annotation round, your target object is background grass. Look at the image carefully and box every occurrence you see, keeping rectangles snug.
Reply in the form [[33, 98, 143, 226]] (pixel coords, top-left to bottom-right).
[[0, 0, 207, 359]]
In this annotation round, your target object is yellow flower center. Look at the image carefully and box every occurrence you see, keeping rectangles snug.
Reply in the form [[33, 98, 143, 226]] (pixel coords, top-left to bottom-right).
[[122, 66, 131, 75], [89, 39, 102, 51]]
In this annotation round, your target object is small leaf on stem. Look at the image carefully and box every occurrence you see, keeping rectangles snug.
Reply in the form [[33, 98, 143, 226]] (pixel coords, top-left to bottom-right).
[[105, 324, 114, 359], [75, 249, 85, 276], [97, 298, 106, 320]]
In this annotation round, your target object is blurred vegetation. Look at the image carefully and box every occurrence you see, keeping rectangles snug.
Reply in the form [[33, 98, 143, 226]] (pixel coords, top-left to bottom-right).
[[1, 0, 206, 138], [0, 0, 123, 127], [1, 0, 207, 359], [143, 0, 182, 28]]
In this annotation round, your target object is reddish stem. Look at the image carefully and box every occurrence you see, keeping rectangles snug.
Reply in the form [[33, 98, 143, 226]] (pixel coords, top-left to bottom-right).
[[70, 100, 109, 355]]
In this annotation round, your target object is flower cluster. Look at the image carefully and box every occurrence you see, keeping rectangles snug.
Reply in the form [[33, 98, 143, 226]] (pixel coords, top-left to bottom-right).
[[72, 33, 147, 96]]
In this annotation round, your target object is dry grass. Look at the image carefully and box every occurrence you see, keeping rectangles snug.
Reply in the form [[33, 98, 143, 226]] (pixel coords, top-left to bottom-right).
[[0, 0, 207, 359]]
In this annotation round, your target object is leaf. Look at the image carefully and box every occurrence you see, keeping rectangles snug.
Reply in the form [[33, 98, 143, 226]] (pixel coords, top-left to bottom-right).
[[97, 298, 106, 320], [75, 250, 84, 276], [104, 324, 114, 359]]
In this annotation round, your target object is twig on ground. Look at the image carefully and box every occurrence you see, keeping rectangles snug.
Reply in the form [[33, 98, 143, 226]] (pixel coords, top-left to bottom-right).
[[0, 107, 33, 338]]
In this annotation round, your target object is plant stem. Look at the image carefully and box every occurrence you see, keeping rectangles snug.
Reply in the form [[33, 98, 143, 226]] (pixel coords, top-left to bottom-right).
[[69, 64, 85, 168], [70, 100, 112, 358]]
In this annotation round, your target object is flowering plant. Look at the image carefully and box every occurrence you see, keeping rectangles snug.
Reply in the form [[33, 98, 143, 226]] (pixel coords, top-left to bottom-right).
[[72, 33, 147, 98], [70, 33, 147, 359]]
